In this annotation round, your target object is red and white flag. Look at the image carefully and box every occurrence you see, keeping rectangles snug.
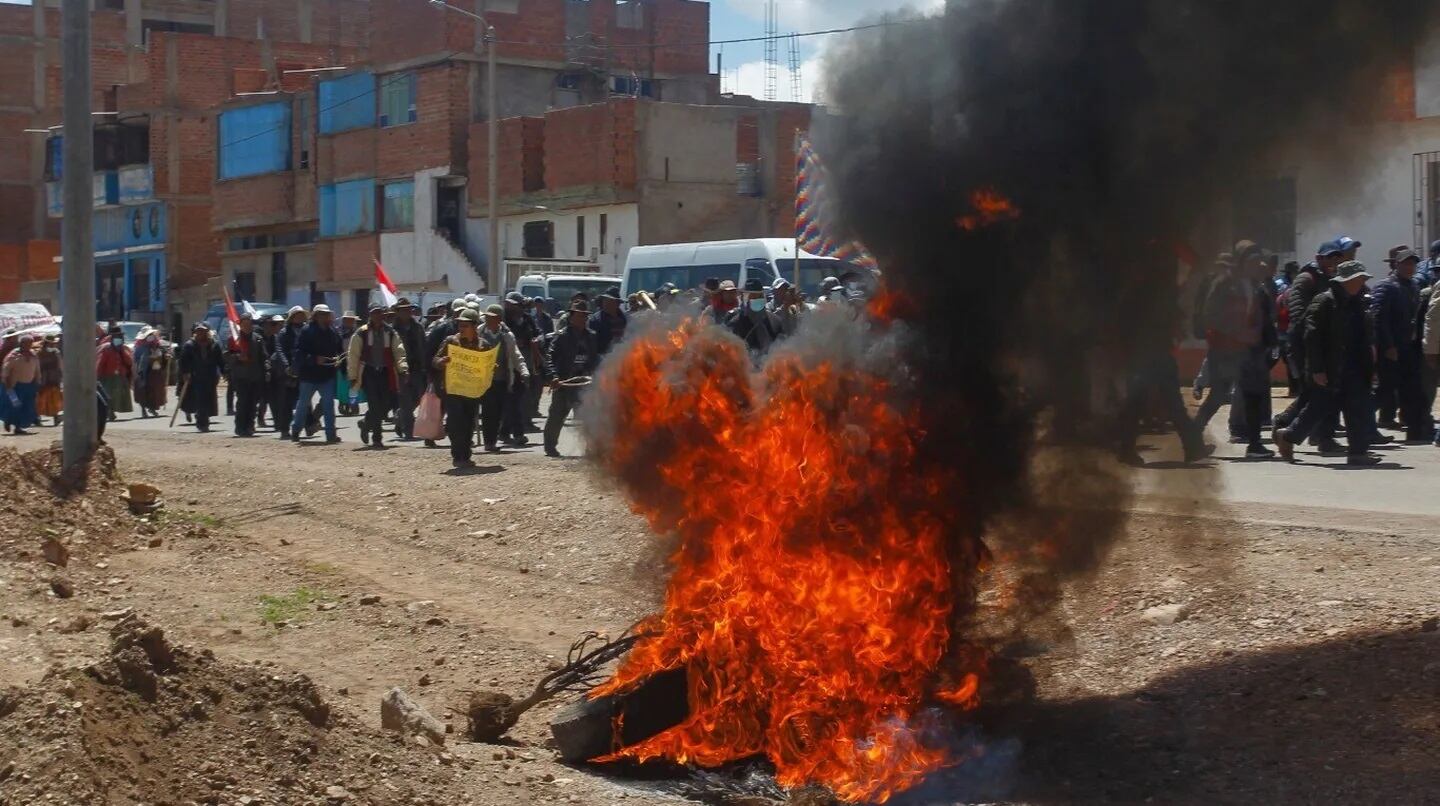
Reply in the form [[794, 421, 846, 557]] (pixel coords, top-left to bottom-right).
[[221, 286, 242, 348], [374, 258, 398, 308]]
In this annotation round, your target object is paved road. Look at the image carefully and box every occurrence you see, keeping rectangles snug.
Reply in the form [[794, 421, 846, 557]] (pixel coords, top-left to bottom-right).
[[1131, 392, 1440, 522], [8, 387, 587, 459], [9, 387, 1436, 524]]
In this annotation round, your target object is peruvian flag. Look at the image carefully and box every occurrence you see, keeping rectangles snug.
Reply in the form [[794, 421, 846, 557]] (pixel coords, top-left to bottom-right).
[[374, 258, 398, 308], [222, 286, 242, 348]]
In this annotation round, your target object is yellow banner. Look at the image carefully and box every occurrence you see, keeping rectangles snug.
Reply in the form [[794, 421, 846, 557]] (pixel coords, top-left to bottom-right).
[[445, 344, 498, 398]]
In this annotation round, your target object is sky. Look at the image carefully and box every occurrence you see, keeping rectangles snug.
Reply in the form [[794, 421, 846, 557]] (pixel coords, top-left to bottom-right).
[[709, 0, 943, 103], [0, 0, 941, 103]]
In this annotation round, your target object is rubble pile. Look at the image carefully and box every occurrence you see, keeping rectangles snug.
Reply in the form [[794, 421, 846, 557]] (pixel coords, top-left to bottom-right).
[[0, 445, 133, 563], [0, 614, 467, 804]]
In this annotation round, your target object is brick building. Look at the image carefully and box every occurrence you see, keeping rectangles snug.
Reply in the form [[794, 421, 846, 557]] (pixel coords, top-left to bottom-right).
[[211, 0, 817, 306], [0, 0, 366, 332]]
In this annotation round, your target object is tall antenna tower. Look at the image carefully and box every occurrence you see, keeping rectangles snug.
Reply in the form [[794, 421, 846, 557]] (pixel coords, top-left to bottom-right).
[[763, 0, 778, 101], [787, 33, 802, 102]]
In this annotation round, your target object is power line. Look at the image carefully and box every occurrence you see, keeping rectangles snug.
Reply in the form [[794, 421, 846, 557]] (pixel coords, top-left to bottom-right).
[[492, 20, 902, 50]]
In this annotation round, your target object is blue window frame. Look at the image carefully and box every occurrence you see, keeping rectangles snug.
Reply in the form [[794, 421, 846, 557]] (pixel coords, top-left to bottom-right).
[[379, 73, 417, 127], [318, 72, 376, 134], [218, 102, 291, 180], [319, 178, 377, 237]]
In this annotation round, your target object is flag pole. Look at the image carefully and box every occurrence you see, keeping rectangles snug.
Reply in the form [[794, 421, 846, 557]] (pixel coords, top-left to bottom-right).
[[793, 129, 803, 292]]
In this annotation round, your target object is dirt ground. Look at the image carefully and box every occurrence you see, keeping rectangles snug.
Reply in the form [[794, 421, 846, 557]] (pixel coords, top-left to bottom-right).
[[1, 418, 1437, 805]]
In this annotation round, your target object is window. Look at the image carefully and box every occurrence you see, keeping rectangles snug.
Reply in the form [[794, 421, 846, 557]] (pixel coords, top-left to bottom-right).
[[557, 74, 582, 91], [352, 289, 371, 313], [599, 213, 607, 254], [627, 263, 742, 294], [270, 252, 287, 303], [575, 215, 585, 256], [522, 220, 555, 258], [141, 19, 214, 44], [218, 102, 291, 180], [271, 229, 316, 248], [233, 272, 257, 302], [319, 178, 377, 237], [611, 75, 654, 97], [318, 72, 376, 134], [1233, 177, 1297, 255], [297, 96, 313, 169], [225, 234, 275, 252], [379, 73, 417, 127], [380, 181, 415, 230]]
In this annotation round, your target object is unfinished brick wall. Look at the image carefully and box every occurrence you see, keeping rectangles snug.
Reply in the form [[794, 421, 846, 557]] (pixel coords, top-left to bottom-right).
[[542, 99, 637, 192], [318, 233, 380, 282], [368, 0, 461, 65], [317, 127, 378, 184], [213, 172, 298, 230], [470, 115, 544, 208], [608, 0, 709, 76], [375, 65, 468, 179], [170, 201, 222, 288], [768, 105, 811, 236]]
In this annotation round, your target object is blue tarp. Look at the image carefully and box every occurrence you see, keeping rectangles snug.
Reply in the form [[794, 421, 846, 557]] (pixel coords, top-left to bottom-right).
[[218, 102, 291, 180], [319, 72, 376, 134]]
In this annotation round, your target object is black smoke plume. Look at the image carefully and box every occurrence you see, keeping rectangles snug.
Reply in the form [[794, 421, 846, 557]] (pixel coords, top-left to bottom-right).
[[814, 0, 1436, 632]]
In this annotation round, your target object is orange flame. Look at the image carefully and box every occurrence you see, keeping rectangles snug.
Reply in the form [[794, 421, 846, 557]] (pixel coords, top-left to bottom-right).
[[956, 188, 1021, 231], [589, 318, 988, 802]]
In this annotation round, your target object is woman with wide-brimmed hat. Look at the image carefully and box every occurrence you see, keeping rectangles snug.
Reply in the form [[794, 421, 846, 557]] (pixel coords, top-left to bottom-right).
[[95, 324, 134, 420], [133, 327, 171, 418]]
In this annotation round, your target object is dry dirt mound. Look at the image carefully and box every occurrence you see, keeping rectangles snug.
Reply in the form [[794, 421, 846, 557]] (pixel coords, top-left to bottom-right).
[[0, 614, 467, 805], [0, 445, 133, 563]]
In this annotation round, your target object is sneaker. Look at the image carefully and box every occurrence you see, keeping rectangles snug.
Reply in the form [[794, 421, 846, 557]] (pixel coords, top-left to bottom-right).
[[452, 458, 475, 468], [1245, 444, 1275, 459], [1346, 453, 1382, 466], [13, 428, 31, 436], [504, 435, 529, 447], [544, 446, 561, 458], [424, 439, 438, 448], [484, 443, 500, 453], [325, 435, 342, 444], [1371, 432, 1395, 445], [1273, 429, 1295, 462]]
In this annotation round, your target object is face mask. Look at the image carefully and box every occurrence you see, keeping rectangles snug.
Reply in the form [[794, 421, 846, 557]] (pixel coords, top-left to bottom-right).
[[111, 337, 123, 347], [748, 299, 767, 313]]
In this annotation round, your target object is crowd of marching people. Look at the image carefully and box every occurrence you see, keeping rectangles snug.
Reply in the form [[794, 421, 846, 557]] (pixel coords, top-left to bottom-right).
[[1163, 236, 1440, 467], [0, 274, 855, 468]]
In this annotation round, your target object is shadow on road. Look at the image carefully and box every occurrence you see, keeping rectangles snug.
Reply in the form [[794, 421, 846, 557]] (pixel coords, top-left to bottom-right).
[[925, 629, 1440, 804]]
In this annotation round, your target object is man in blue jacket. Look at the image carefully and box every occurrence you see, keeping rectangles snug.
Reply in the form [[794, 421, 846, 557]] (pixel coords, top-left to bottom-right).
[[1370, 247, 1429, 441], [290, 303, 344, 444]]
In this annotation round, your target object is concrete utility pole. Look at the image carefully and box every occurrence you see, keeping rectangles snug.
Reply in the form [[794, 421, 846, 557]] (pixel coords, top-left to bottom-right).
[[61, 0, 96, 470], [429, 0, 501, 294], [486, 22, 500, 295]]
